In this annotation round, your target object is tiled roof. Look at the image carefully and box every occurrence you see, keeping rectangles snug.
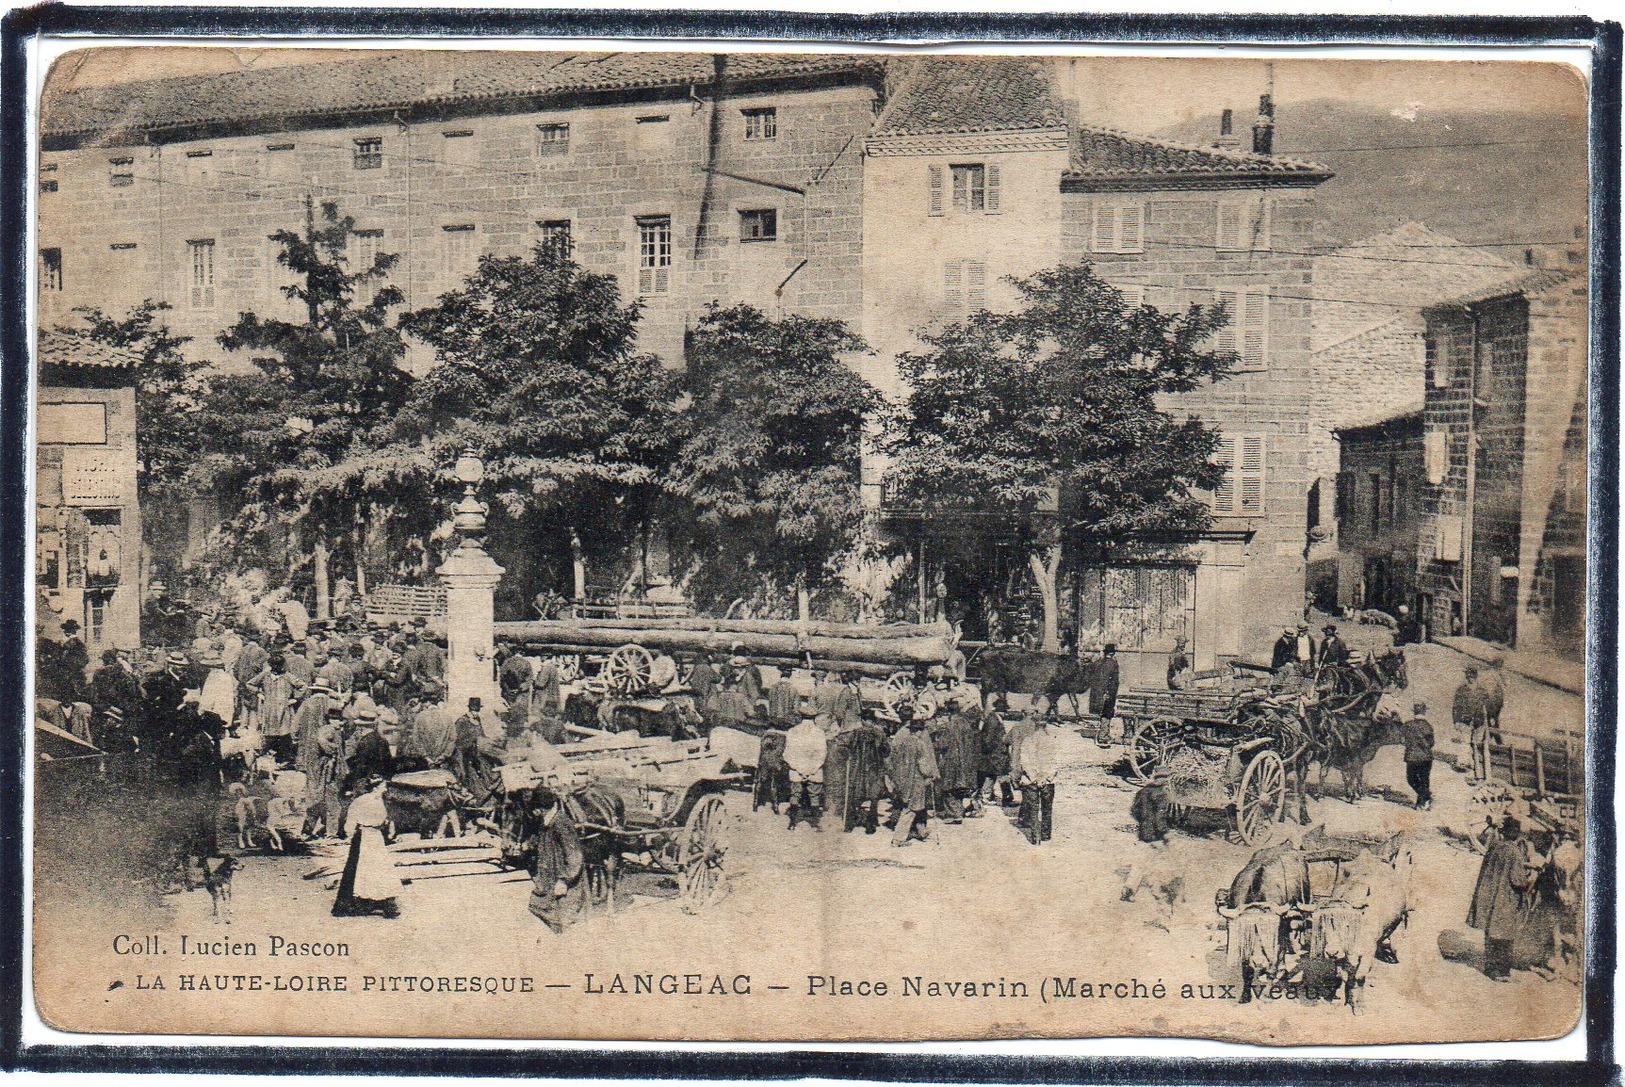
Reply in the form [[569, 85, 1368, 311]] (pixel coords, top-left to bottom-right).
[[1335, 400, 1425, 435], [1066, 125, 1332, 182], [873, 56, 1064, 136], [1427, 267, 1584, 311], [38, 328, 141, 370], [42, 50, 884, 141]]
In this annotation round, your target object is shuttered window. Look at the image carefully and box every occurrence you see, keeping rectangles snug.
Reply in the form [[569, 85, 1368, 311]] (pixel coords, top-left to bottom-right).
[[944, 259, 988, 317], [349, 229, 383, 275], [930, 163, 1001, 216], [1216, 195, 1272, 251], [442, 224, 478, 278], [637, 215, 672, 294], [1090, 200, 1144, 253], [536, 123, 570, 156], [1213, 434, 1266, 515], [187, 239, 215, 309], [1213, 288, 1268, 370], [1117, 283, 1145, 310], [1424, 430, 1447, 485]]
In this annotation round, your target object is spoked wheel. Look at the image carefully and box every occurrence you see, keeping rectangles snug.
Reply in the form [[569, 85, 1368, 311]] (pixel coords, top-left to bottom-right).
[[604, 644, 654, 697], [550, 654, 582, 682], [1235, 749, 1287, 844], [1128, 718, 1186, 784], [677, 793, 729, 914], [882, 671, 916, 705]]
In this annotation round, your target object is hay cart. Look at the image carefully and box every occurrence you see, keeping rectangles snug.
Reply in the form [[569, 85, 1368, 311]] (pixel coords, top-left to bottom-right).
[[1121, 687, 1304, 845], [498, 732, 747, 913]]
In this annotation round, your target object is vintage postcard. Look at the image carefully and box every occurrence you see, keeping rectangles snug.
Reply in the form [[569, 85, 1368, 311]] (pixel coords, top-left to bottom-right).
[[29, 42, 1592, 1046]]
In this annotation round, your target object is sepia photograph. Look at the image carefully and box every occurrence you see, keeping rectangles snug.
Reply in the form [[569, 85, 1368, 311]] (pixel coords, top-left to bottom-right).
[[26, 38, 1595, 1047]]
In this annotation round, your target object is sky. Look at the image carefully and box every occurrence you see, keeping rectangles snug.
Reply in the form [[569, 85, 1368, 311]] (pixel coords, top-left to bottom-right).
[[47, 46, 1588, 140]]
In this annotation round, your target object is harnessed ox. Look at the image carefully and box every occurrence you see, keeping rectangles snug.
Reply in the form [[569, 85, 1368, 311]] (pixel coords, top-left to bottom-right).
[[1308, 835, 1414, 1012]]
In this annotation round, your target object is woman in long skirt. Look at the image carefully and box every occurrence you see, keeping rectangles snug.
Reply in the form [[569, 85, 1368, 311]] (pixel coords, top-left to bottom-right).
[[332, 777, 401, 918]]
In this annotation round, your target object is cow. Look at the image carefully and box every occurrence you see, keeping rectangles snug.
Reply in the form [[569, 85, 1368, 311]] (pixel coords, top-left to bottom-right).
[[1307, 835, 1414, 1012], [971, 647, 1093, 716], [1216, 839, 1316, 1002]]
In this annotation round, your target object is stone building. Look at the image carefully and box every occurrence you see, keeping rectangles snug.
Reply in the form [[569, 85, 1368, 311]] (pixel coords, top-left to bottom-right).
[[39, 51, 888, 367], [42, 51, 1348, 669], [1416, 268, 1587, 658], [864, 58, 1335, 675], [1333, 404, 1425, 620], [1306, 223, 1517, 608], [36, 329, 143, 650]]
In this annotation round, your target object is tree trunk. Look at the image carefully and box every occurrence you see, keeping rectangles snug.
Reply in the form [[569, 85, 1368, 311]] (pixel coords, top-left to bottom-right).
[[569, 528, 586, 605], [313, 538, 331, 621], [796, 573, 811, 624], [1028, 542, 1062, 654], [352, 520, 367, 601]]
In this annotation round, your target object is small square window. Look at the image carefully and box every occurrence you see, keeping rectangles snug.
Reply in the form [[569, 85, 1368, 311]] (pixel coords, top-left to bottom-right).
[[739, 209, 777, 242], [40, 178, 58, 194], [742, 107, 777, 141], [537, 122, 570, 156], [353, 137, 383, 170]]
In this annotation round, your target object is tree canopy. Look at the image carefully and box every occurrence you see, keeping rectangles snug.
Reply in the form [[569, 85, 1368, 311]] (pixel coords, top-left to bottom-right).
[[672, 303, 880, 617], [883, 261, 1238, 649]]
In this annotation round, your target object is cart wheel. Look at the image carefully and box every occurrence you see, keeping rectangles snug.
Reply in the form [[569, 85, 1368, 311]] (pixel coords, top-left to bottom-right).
[[1128, 719, 1185, 784], [678, 793, 729, 914], [551, 654, 582, 683], [882, 671, 916, 706], [1236, 749, 1286, 845], [604, 644, 654, 697]]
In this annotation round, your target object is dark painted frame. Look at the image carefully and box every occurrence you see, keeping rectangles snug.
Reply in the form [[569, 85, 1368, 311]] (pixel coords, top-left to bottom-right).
[[0, 8, 1617, 1082]]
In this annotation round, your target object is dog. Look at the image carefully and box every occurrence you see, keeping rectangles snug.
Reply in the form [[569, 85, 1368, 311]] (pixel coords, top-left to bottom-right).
[[203, 856, 239, 924]]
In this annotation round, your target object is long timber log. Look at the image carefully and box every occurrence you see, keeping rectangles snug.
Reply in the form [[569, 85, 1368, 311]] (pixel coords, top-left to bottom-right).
[[503, 617, 950, 639], [493, 621, 951, 667]]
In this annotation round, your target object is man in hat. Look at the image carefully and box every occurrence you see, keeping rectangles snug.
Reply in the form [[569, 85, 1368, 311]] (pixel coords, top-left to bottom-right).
[[932, 692, 980, 822], [1395, 604, 1423, 647], [833, 671, 865, 734], [977, 693, 1013, 808], [706, 668, 755, 731], [343, 706, 394, 794], [96, 704, 137, 760], [231, 633, 270, 727], [143, 651, 193, 741], [1294, 624, 1315, 675], [1468, 816, 1538, 980], [452, 697, 489, 796], [1167, 635, 1193, 691], [1271, 627, 1298, 673], [253, 652, 299, 763], [1005, 709, 1039, 824], [311, 704, 351, 839], [686, 651, 719, 703], [766, 671, 801, 730], [1018, 714, 1059, 845], [886, 705, 938, 846], [783, 712, 828, 830], [292, 682, 333, 782], [1318, 623, 1351, 669], [1402, 700, 1435, 810], [88, 647, 142, 725], [1453, 665, 1494, 782], [54, 619, 90, 697], [1089, 644, 1121, 743], [197, 645, 236, 726], [729, 647, 764, 706]]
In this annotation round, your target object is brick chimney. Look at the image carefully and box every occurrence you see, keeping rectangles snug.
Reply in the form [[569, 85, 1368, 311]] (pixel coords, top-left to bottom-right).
[[1251, 92, 1275, 156], [1214, 108, 1242, 150]]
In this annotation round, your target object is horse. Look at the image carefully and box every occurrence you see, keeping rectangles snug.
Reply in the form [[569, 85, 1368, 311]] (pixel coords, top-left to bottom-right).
[[1306, 648, 1409, 801]]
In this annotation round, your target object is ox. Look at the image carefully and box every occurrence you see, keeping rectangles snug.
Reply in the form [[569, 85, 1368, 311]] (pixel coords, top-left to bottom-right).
[[1216, 840, 1315, 1002], [1308, 836, 1414, 1012]]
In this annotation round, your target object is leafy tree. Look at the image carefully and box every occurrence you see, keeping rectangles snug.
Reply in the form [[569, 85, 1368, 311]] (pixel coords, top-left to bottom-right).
[[395, 244, 684, 605], [673, 303, 879, 620], [883, 262, 1236, 652], [62, 300, 203, 495], [208, 198, 412, 611]]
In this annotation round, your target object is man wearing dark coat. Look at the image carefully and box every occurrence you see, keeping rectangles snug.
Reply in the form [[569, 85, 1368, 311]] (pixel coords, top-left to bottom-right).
[[824, 712, 887, 834], [886, 708, 939, 846], [451, 697, 489, 797], [1270, 628, 1298, 672], [55, 620, 90, 698], [529, 791, 589, 934], [343, 709, 394, 794], [1318, 624, 1351, 669], [88, 648, 143, 721], [686, 652, 719, 703], [1469, 817, 1537, 980], [977, 695, 1012, 806], [931, 696, 980, 821], [1089, 644, 1121, 725]]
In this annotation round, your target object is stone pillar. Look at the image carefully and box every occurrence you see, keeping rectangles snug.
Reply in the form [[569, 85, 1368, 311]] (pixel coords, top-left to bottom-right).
[[438, 538, 504, 713]]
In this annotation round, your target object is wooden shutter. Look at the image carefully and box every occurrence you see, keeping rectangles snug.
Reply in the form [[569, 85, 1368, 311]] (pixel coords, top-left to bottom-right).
[[1213, 435, 1236, 513], [928, 165, 945, 216], [1217, 200, 1243, 250], [1252, 196, 1273, 251], [1119, 203, 1143, 252], [943, 260, 963, 314], [966, 261, 987, 310], [1241, 291, 1268, 368], [1091, 203, 1114, 252], [1238, 436, 1266, 513], [985, 163, 1002, 213], [1213, 289, 1238, 354], [1120, 284, 1145, 310], [1424, 431, 1447, 484]]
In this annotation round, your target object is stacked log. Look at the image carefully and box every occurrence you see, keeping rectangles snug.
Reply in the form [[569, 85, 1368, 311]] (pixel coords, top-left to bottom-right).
[[493, 617, 954, 673]]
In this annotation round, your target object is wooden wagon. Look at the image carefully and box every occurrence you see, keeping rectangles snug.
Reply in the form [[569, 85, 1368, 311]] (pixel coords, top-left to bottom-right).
[[497, 732, 747, 913], [1121, 686, 1305, 844]]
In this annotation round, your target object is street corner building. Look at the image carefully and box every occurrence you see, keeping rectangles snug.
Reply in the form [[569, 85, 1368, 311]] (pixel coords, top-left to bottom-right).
[[35, 329, 143, 651]]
